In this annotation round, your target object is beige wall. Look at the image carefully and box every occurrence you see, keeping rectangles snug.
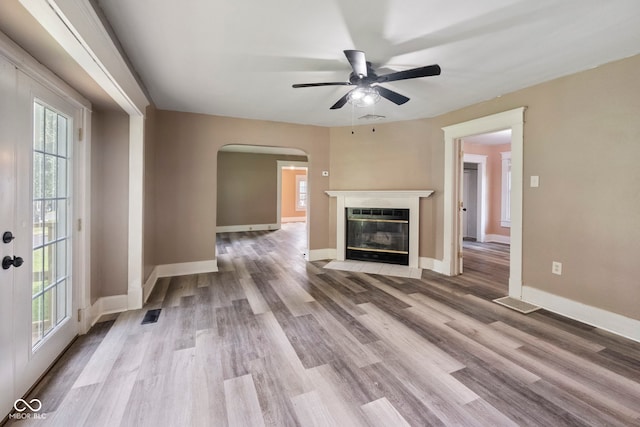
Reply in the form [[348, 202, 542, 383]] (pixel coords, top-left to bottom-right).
[[152, 111, 330, 265], [281, 169, 307, 219], [329, 54, 640, 321], [146, 53, 640, 322], [463, 142, 511, 237], [217, 152, 306, 226], [90, 109, 130, 302], [329, 119, 444, 258]]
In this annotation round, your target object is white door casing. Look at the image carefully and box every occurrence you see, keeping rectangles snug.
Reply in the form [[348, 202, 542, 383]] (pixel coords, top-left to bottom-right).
[[442, 107, 525, 297]]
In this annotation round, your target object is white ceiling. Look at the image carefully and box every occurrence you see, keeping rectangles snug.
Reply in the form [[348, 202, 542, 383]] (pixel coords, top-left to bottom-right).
[[91, 0, 640, 127]]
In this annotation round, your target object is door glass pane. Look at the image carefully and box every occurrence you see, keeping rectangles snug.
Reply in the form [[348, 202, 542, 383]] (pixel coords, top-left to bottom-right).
[[34, 103, 44, 151], [32, 101, 71, 347]]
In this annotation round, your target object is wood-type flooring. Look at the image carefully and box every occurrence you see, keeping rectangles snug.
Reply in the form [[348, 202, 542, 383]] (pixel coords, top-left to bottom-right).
[[6, 223, 640, 426]]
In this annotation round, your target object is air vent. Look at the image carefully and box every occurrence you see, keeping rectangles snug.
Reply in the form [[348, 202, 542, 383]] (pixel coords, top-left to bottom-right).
[[141, 308, 162, 324]]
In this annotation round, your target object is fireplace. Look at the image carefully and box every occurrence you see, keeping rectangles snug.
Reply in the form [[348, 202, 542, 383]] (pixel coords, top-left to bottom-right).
[[325, 190, 434, 269], [346, 208, 409, 265]]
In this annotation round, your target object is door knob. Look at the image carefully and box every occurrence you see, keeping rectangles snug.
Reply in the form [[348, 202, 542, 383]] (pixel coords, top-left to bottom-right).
[[2, 256, 23, 270], [2, 231, 15, 244]]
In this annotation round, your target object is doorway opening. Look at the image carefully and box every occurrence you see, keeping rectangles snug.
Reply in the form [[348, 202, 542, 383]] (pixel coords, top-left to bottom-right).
[[462, 130, 512, 245], [215, 145, 309, 255], [278, 163, 308, 226], [442, 107, 525, 298]]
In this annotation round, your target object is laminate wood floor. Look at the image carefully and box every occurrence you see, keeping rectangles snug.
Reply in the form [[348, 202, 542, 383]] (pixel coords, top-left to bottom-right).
[[7, 223, 640, 426]]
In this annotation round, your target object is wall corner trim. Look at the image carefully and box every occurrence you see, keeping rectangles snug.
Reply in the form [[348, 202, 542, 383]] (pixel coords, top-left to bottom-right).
[[419, 257, 449, 275], [522, 286, 640, 343], [306, 248, 337, 262], [88, 294, 129, 329]]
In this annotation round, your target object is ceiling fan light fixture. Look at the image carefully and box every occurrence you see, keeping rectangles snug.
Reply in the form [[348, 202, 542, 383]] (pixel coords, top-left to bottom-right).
[[348, 86, 380, 107]]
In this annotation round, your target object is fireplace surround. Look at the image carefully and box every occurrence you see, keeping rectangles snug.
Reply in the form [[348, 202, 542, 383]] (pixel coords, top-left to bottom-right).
[[325, 190, 434, 268]]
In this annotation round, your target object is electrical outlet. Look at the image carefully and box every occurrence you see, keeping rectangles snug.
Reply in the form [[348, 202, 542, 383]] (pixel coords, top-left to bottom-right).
[[552, 261, 562, 275]]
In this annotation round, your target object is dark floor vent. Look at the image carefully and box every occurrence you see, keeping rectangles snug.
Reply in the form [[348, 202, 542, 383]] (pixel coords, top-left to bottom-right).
[[141, 308, 162, 324]]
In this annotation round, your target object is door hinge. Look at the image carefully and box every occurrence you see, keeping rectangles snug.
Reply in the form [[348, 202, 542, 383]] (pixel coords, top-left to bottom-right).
[[459, 251, 463, 259], [77, 218, 82, 232], [77, 308, 82, 322], [78, 127, 83, 141]]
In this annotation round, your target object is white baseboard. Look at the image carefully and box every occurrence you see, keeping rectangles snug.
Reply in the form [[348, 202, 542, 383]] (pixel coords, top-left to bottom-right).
[[143, 259, 219, 303], [486, 234, 511, 244], [522, 286, 640, 343], [281, 216, 306, 223], [156, 259, 218, 277], [419, 257, 449, 275], [216, 223, 279, 233], [306, 248, 337, 262], [87, 294, 129, 328]]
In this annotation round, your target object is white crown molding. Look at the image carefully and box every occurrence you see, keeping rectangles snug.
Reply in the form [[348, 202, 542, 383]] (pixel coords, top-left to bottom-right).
[[19, 0, 149, 115]]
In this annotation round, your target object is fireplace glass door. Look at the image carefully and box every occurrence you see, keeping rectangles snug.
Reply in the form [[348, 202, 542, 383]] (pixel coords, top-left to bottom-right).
[[346, 208, 409, 265]]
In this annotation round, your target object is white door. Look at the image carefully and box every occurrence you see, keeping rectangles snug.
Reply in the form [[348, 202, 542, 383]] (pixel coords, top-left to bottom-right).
[[1, 60, 80, 418], [0, 52, 18, 420]]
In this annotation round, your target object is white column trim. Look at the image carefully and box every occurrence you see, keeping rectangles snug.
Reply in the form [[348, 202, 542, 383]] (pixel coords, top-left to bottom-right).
[[128, 116, 144, 310]]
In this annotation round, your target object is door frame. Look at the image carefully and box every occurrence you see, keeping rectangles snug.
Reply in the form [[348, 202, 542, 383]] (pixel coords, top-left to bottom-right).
[[462, 154, 487, 243], [276, 160, 309, 252], [0, 32, 92, 418], [276, 161, 309, 227], [442, 107, 525, 298]]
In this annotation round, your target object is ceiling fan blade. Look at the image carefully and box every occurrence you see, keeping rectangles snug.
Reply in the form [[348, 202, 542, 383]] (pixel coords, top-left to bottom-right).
[[344, 50, 367, 77], [292, 82, 352, 88], [375, 86, 410, 105], [377, 64, 441, 83], [330, 90, 353, 110]]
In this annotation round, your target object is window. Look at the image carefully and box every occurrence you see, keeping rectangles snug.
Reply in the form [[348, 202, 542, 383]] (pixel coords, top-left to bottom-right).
[[296, 174, 307, 211], [32, 101, 71, 346], [501, 151, 511, 227]]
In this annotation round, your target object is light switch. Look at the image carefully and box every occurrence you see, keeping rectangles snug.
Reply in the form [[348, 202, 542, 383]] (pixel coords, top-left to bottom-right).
[[530, 176, 539, 187]]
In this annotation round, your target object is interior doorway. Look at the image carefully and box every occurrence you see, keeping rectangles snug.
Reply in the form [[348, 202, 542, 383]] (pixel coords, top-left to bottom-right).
[[442, 107, 525, 298], [278, 164, 308, 225], [462, 130, 512, 245]]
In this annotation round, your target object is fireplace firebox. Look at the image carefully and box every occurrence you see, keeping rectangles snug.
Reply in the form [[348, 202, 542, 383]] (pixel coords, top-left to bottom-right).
[[345, 208, 409, 265]]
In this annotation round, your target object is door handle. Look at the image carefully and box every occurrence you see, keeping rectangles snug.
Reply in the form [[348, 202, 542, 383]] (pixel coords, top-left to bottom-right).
[[2, 256, 24, 270], [2, 231, 15, 244]]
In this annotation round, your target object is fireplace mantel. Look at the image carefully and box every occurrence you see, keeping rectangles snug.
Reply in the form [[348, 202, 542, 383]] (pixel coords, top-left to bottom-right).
[[325, 190, 434, 268], [325, 190, 434, 199]]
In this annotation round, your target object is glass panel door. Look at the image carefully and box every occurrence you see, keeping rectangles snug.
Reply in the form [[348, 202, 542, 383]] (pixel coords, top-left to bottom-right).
[[31, 101, 71, 348]]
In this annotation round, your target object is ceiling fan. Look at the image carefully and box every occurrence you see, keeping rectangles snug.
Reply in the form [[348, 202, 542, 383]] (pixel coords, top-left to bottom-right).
[[292, 50, 441, 109]]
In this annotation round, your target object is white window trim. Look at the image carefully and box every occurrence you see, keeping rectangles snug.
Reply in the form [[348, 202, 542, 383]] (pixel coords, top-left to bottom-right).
[[501, 151, 511, 228]]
